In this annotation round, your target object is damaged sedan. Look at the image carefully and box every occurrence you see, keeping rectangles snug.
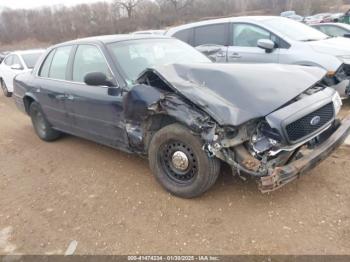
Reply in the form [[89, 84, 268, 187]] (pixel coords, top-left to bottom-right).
[[13, 35, 350, 198]]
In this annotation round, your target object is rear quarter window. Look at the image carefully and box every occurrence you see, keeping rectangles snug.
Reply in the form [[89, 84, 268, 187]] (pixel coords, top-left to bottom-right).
[[39, 50, 56, 78], [49, 46, 73, 80], [172, 28, 194, 45]]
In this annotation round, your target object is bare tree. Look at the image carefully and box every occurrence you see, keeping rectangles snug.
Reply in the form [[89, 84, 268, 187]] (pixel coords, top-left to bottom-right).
[[114, 0, 143, 18], [167, 0, 194, 12], [0, 0, 348, 47]]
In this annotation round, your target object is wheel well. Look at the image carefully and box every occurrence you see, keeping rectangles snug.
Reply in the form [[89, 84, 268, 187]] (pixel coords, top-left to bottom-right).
[[143, 114, 178, 151], [23, 96, 35, 115]]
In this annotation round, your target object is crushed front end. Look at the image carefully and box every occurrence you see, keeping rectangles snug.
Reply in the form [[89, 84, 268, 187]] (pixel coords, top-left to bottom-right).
[[205, 86, 350, 193], [324, 63, 350, 97]]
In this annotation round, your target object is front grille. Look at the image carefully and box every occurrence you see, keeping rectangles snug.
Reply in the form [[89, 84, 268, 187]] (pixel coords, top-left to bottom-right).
[[343, 64, 350, 76], [285, 103, 334, 143]]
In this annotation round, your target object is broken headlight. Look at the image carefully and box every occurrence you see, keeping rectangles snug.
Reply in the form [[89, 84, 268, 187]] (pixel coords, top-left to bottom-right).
[[249, 122, 282, 158]]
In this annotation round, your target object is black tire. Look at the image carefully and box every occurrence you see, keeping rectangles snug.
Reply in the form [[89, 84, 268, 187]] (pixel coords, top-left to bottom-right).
[[149, 123, 221, 198], [1, 79, 12, 97], [29, 101, 61, 141]]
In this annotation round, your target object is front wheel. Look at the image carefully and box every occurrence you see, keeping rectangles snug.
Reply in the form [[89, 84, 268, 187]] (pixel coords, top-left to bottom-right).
[[148, 123, 221, 198], [1, 80, 12, 97], [29, 101, 61, 141]]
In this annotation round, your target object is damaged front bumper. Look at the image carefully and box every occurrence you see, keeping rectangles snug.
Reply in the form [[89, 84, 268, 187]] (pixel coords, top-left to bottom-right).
[[332, 64, 350, 97], [260, 117, 350, 193]]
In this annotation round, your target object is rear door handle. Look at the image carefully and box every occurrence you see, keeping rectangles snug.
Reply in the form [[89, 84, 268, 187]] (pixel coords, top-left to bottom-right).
[[56, 94, 66, 101], [216, 52, 226, 58], [66, 94, 75, 101], [229, 53, 242, 59]]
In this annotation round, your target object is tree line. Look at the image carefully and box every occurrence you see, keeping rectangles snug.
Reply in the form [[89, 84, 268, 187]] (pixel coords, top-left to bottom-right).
[[0, 0, 348, 46]]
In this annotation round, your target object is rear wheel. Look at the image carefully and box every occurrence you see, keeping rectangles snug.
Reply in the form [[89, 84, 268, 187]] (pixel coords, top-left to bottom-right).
[[29, 101, 61, 141], [1, 80, 12, 97], [149, 123, 221, 198]]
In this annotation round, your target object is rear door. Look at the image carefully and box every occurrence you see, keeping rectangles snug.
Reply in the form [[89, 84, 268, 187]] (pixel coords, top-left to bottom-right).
[[35, 45, 75, 132], [65, 44, 128, 149], [227, 23, 280, 63], [193, 23, 229, 62]]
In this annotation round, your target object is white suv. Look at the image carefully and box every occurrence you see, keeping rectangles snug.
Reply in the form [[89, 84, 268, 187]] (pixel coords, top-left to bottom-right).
[[166, 16, 350, 96], [0, 49, 44, 97]]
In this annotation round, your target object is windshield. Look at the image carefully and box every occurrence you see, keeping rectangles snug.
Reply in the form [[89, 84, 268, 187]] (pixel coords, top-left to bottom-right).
[[263, 18, 329, 41], [21, 52, 44, 69], [107, 38, 211, 83]]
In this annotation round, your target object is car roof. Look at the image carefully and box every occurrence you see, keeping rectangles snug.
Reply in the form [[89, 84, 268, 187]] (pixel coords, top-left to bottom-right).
[[9, 49, 46, 55], [56, 34, 172, 47], [166, 16, 287, 34]]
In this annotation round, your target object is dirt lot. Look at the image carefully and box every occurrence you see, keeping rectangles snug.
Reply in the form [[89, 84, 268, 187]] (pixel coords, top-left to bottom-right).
[[0, 92, 350, 255]]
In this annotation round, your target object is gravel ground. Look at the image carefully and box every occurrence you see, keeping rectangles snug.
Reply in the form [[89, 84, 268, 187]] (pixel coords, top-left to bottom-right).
[[0, 93, 350, 255]]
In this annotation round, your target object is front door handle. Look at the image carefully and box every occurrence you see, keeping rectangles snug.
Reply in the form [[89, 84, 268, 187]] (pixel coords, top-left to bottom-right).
[[229, 53, 242, 59], [66, 94, 75, 101], [56, 94, 66, 101], [216, 52, 226, 58]]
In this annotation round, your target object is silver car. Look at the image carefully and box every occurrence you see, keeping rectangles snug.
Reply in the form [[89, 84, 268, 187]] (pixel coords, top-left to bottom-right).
[[312, 23, 350, 38], [166, 16, 350, 96]]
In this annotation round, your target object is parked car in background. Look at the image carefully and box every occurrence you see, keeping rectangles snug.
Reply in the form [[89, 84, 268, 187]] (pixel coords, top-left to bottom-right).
[[166, 16, 350, 96], [0, 49, 45, 97], [312, 13, 333, 23], [280, 10, 303, 22], [312, 23, 350, 38], [338, 9, 350, 24], [304, 15, 323, 25], [132, 30, 165, 35], [287, 14, 304, 22], [330, 13, 345, 22], [280, 11, 296, 17], [304, 13, 334, 25], [0, 52, 9, 64], [12, 35, 350, 198]]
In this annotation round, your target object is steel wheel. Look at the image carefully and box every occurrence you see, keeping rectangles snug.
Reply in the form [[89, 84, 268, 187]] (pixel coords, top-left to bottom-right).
[[159, 140, 198, 184]]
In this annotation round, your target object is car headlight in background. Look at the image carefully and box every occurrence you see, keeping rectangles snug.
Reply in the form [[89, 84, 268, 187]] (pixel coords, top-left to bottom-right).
[[332, 92, 342, 116]]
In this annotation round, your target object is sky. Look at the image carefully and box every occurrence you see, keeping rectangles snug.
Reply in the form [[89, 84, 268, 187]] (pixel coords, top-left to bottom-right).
[[0, 0, 112, 9]]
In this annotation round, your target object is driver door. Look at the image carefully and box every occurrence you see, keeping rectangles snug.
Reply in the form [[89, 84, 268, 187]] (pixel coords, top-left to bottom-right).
[[227, 23, 280, 63], [65, 44, 129, 149]]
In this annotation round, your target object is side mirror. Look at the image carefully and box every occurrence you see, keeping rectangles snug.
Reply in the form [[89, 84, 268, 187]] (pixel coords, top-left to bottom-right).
[[257, 39, 275, 53], [84, 72, 114, 87], [11, 64, 23, 70]]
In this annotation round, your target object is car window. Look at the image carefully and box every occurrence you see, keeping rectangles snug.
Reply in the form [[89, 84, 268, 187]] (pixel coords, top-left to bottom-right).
[[319, 25, 348, 37], [4, 55, 13, 66], [108, 38, 210, 84], [194, 24, 228, 46], [49, 46, 73, 80], [233, 24, 271, 47], [22, 52, 43, 69], [12, 55, 22, 67], [39, 50, 56, 78], [173, 29, 193, 45], [73, 45, 112, 83]]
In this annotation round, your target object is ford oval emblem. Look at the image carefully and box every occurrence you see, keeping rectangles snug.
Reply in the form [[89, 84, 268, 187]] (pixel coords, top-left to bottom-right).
[[310, 116, 321, 126]]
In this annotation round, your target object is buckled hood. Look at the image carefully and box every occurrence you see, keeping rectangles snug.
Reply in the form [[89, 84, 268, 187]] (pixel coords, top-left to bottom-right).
[[139, 63, 326, 126]]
